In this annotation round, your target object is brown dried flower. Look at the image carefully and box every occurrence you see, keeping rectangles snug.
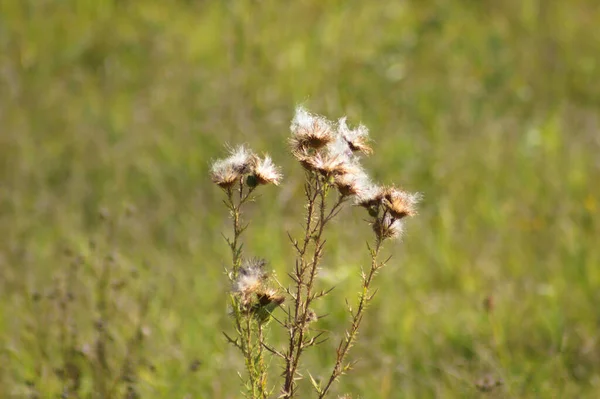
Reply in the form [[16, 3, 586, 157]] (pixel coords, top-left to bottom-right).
[[211, 145, 257, 188], [333, 168, 370, 197], [233, 258, 268, 298], [290, 106, 335, 151], [338, 117, 372, 155], [252, 155, 283, 186], [382, 187, 420, 219], [354, 183, 385, 208], [211, 160, 240, 188], [306, 153, 357, 177]]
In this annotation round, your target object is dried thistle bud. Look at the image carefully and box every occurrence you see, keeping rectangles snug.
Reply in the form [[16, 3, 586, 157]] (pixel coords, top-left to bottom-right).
[[338, 117, 372, 155], [246, 174, 259, 187], [382, 188, 421, 219], [372, 213, 404, 241], [251, 155, 283, 186], [290, 106, 335, 151]]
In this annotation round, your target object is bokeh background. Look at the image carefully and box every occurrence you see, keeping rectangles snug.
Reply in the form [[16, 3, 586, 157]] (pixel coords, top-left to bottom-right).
[[1, 0, 599, 398]]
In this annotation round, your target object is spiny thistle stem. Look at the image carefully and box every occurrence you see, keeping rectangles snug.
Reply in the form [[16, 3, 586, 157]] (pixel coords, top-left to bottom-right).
[[319, 240, 387, 398], [282, 174, 346, 398], [225, 181, 269, 398]]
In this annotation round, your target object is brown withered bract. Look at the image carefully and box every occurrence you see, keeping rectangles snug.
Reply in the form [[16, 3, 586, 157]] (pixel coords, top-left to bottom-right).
[[372, 213, 404, 241], [257, 291, 285, 307]]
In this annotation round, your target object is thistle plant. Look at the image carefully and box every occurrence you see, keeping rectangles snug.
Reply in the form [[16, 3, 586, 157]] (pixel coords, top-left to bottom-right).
[[211, 145, 283, 398], [211, 107, 420, 398]]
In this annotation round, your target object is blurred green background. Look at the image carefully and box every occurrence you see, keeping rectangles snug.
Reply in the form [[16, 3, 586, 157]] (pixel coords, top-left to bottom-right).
[[1, 0, 599, 397]]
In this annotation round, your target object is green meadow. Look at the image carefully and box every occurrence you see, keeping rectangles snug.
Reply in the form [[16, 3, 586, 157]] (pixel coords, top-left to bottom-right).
[[1, 0, 599, 397]]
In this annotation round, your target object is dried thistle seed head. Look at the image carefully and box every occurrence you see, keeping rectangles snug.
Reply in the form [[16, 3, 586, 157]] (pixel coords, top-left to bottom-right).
[[290, 106, 335, 151], [334, 173, 360, 196], [306, 152, 356, 177], [354, 182, 385, 208], [210, 159, 240, 188], [334, 168, 369, 197], [226, 145, 258, 174], [382, 188, 421, 219], [210, 145, 257, 188], [293, 149, 354, 177], [233, 258, 268, 296], [338, 117, 372, 155], [251, 155, 283, 186], [326, 134, 354, 160], [372, 213, 404, 241], [293, 150, 317, 171]]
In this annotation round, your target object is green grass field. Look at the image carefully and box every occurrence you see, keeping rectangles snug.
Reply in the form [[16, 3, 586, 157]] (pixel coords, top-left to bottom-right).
[[1, 0, 599, 397]]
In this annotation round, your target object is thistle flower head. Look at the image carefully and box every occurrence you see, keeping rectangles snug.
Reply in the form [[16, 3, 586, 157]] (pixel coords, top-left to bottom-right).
[[292, 147, 315, 171], [306, 152, 353, 177], [327, 134, 354, 160], [211, 145, 257, 188], [290, 106, 335, 151], [233, 258, 267, 296], [354, 183, 385, 208], [372, 212, 404, 241], [210, 159, 240, 188], [226, 145, 257, 174], [338, 117, 372, 155], [333, 166, 370, 197], [251, 155, 283, 186], [382, 187, 421, 219]]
